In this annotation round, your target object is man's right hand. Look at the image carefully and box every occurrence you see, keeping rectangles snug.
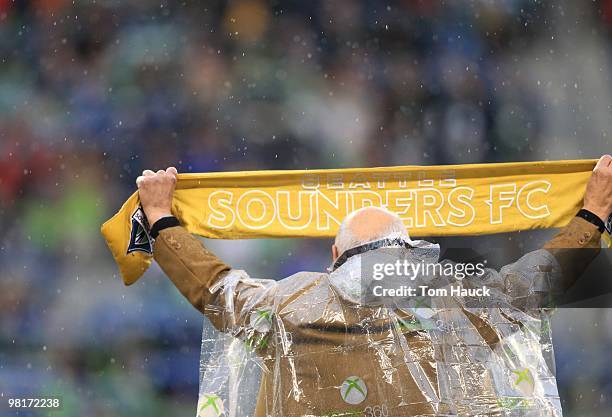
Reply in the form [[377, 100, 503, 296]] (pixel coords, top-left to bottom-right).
[[583, 155, 612, 222], [136, 167, 178, 226]]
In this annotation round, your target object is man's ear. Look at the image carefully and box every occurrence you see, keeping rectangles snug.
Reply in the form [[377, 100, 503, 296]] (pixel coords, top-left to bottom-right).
[[332, 244, 339, 262]]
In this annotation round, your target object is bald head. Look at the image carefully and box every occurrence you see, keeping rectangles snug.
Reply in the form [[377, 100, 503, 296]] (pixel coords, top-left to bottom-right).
[[332, 207, 409, 261]]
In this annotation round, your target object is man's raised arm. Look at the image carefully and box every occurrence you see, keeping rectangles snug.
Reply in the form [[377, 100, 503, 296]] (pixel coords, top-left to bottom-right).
[[541, 154, 612, 289], [136, 167, 246, 332], [497, 155, 612, 308]]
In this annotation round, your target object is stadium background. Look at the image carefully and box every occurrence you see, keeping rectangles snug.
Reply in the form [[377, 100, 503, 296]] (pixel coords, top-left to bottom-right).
[[2, 0, 612, 416]]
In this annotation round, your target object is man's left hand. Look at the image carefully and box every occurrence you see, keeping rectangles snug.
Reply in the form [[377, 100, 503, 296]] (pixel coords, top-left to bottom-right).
[[583, 155, 612, 222]]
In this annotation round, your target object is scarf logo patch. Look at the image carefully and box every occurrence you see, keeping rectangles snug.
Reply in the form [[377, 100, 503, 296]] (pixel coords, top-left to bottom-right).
[[127, 207, 153, 255]]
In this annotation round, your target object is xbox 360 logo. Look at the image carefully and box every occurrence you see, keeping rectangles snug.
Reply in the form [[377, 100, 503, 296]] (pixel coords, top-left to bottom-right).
[[511, 368, 534, 396], [249, 308, 273, 333], [340, 376, 367, 405], [197, 393, 224, 417]]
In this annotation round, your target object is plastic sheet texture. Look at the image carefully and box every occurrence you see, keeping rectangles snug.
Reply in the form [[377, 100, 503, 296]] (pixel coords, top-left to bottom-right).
[[196, 239, 562, 417]]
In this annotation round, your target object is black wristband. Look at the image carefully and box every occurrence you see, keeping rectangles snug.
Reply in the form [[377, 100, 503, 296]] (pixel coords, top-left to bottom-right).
[[150, 216, 181, 239], [576, 209, 605, 233]]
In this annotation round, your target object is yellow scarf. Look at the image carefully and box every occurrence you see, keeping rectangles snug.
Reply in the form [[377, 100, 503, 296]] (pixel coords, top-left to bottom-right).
[[101, 159, 606, 285]]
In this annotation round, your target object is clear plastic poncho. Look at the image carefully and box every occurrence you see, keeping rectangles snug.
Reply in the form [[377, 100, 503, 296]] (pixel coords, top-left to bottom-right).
[[196, 236, 562, 417]]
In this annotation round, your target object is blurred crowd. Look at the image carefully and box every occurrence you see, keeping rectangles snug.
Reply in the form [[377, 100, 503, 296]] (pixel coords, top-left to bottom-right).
[[1, 0, 612, 416]]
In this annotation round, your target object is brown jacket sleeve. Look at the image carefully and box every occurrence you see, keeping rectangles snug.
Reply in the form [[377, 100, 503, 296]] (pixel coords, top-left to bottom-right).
[[543, 216, 602, 290], [154, 226, 231, 310], [153, 226, 276, 341], [543, 216, 602, 250], [153, 226, 232, 330]]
